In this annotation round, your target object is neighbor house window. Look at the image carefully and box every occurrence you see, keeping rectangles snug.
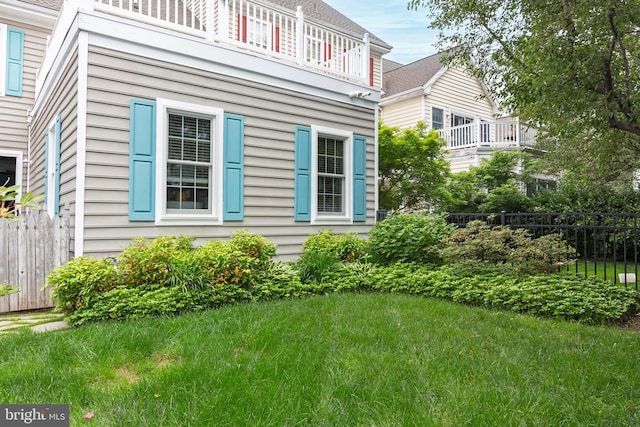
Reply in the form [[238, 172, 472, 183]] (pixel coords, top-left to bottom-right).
[[247, 17, 270, 49], [155, 99, 224, 225], [431, 107, 444, 130]]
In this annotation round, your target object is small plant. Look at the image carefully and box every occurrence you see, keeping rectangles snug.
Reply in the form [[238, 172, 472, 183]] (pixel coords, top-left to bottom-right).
[[0, 183, 43, 219], [297, 230, 368, 283], [0, 284, 18, 297], [368, 212, 454, 264]]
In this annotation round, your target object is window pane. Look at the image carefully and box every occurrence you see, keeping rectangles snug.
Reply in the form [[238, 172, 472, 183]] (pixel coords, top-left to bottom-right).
[[165, 112, 213, 212], [317, 176, 344, 214]]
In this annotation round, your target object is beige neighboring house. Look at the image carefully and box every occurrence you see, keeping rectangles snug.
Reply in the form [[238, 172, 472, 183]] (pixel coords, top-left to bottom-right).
[[380, 53, 544, 177], [1, 0, 392, 260]]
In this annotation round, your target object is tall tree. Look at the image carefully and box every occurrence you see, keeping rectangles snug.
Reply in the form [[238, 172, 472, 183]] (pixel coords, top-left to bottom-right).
[[378, 122, 451, 211], [408, 0, 640, 180]]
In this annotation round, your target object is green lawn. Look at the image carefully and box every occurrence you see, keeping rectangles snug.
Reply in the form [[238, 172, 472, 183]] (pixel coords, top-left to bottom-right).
[[573, 259, 638, 284], [1, 293, 639, 426]]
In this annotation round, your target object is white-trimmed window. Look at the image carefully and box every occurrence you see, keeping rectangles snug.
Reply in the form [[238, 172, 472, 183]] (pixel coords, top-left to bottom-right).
[[431, 106, 444, 130], [311, 126, 352, 223], [247, 17, 270, 49], [155, 99, 224, 225], [0, 150, 23, 207]]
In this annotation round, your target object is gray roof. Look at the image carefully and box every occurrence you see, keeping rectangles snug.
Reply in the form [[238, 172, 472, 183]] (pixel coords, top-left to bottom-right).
[[382, 52, 447, 98], [17, 0, 392, 50]]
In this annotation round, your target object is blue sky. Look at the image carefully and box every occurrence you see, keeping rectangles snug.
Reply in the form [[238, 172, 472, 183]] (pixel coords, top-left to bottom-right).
[[322, 0, 439, 64]]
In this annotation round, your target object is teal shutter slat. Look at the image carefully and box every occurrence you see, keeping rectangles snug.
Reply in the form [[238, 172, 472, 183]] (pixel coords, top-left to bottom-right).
[[294, 126, 312, 221], [53, 115, 62, 215], [129, 99, 156, 221], [223, 113, 245, 221], [352, 135, 367, 222], [6, 28, 24, 97]]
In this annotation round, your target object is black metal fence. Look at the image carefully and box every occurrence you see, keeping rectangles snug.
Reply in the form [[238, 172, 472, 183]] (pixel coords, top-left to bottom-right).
[[447, 212, 640, 290]]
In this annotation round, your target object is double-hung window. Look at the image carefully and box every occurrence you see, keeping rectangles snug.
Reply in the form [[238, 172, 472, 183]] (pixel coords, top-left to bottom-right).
[[317, 136, 345, 215], [431, 106, 444, 130], [312, 126, 352, 223], [155, 99, 224, 225]]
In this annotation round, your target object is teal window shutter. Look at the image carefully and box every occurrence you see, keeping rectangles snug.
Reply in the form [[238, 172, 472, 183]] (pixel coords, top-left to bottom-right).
[[353, 135, 367, 221], [6, 28, 24, 97], [294, 126, 311, 221], [53, 115, 62, 215], [129, 98, 156, 221], [223, 113, 245, 221]]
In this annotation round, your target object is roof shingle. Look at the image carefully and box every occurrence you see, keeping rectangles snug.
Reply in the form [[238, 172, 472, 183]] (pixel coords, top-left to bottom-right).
[[382, 52, 447, 98]]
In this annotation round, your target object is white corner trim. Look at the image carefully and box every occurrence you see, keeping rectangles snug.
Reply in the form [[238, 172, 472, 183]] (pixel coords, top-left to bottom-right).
[[154, 98, 224, 226], [74, 31, 89, 257]]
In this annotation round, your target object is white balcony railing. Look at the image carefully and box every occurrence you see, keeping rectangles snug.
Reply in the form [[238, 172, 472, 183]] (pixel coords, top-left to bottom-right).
[[36, 0, 371, 94], [437, 119, 537, 150]]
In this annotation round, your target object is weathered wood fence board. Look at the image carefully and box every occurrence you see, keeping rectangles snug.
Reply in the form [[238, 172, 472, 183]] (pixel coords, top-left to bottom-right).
[[0, 209, 70, 313]]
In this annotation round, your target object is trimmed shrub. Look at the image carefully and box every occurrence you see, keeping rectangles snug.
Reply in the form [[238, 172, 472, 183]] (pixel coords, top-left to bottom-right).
[[117, 235, 196, 288], [368, 212, 454, 264], [47, 257, 120, 312], [442, 220, 577, 274]]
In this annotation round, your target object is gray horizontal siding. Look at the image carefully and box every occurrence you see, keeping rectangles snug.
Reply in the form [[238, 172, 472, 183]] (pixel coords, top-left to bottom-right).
[[0, 19, 50, 186], [83, 45, 376, 259]]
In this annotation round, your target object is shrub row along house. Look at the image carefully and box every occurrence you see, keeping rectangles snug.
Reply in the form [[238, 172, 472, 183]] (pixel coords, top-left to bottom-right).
[[1, 0, 392, 260]]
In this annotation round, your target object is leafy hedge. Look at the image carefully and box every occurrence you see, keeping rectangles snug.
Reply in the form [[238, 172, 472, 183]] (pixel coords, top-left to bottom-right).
[[46, 226, 639, 326]]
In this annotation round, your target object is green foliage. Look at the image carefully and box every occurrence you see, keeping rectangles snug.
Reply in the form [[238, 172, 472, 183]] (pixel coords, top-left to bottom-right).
[[321, 263, 637, 324], [368, 212, 454, 264], [226, 229, 277, 270], [442, 151, 536, 213], [478, 182, 534, 213], [0, 184, 44, 219], [0, 284, 18, 297], [46, 257, 120, 312], [408, 0, 640, 173], [441, 220, 577, 274], [117, 235, 195, 288], [378, 122, 451, 211]]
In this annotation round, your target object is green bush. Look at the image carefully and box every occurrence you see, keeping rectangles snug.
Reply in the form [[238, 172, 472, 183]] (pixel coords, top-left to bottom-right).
[[296, 230, 369, 283], [368, 212, 454, 264], [227, 229, 277, 270], [320, 263, 637, 324], [117, 235, 195, 288], [442, 220, 577, 274], [47, 257, 120, 312]]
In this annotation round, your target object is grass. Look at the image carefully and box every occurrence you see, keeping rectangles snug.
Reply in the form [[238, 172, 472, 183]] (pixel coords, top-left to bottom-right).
[[573, 259, 639, 284], [1, 293, 640, 426]]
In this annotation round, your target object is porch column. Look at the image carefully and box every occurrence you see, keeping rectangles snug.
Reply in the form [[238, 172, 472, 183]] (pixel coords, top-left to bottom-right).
[[362, 33, 370, 84], [515, 117, 521, 147], [296, 6, 304, 66]]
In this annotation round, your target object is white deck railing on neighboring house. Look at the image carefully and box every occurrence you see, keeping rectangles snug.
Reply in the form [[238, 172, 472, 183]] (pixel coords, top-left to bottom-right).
[[36, 0, 371, 94], [437, 119, 537, 150]]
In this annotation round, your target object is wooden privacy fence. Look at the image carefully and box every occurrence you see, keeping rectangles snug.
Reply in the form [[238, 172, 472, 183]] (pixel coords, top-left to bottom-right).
[[0, 208, 70, 313]]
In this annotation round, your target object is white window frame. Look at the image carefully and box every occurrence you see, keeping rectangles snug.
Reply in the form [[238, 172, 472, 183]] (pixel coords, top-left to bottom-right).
[[0, 149, 23, 196], [45, 118, 57, 217], [431, 105, 445, 130], [311, 125, 352, 225], [155, 98, 224, 226], [0, 24, 7, 97], [450, 110, 475, 127]]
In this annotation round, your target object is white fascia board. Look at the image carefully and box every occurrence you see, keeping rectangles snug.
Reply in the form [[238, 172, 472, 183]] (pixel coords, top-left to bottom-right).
[[379, 87, 423, 106], [0, 0, 58, 28], [31, 17, 80, 118], [422, 65, 448, 96], [78, 12, 380, 108]]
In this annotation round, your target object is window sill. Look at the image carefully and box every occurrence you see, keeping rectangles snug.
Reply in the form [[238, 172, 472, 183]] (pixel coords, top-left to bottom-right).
[[155, 214, 222, 226]]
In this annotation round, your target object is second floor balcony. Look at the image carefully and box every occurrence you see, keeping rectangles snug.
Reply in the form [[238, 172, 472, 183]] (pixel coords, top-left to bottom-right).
[[437, 118, 537, 151], [37, 0, 374, 93]]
